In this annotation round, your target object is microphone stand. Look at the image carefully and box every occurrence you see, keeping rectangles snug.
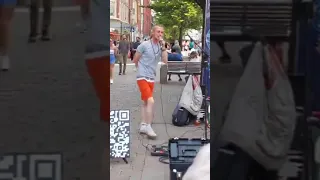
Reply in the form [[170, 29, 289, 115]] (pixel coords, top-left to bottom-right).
[[187, 34, 209, 140]]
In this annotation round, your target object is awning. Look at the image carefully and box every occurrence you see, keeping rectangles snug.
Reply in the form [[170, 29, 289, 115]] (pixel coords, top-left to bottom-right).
[[110, 32, 119, 35]]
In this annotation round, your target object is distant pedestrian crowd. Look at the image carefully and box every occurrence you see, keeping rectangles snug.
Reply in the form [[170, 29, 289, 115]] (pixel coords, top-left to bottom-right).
[[0, 0, 90, 71], [109, 34, 203, 84]]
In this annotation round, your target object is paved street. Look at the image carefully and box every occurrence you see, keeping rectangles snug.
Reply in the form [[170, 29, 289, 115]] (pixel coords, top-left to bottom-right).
[[108, 41, 253, 179], [0, 10, 108, 179], [110, 64, 208, 180], [0, 9, 260, 179]]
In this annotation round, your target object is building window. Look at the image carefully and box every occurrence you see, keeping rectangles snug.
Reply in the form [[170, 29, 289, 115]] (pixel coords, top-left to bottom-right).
[[110, 0, 115, 17]]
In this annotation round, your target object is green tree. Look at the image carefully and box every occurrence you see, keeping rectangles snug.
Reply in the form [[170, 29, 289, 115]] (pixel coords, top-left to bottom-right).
[[146, 0, 202, 44]]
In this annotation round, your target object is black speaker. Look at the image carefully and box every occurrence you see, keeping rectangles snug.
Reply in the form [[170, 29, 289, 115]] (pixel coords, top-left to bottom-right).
[[168, 138, 209, 180]]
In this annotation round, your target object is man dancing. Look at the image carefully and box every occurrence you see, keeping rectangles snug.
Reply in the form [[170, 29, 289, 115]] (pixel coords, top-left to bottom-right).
[[133, 25, 168, 139]]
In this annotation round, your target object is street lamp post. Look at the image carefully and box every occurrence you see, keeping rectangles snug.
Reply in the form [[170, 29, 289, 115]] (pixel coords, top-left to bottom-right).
[[120, 22, 123, 35]]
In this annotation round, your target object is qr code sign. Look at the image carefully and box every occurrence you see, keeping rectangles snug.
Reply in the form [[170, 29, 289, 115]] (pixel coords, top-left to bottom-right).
[[0, 153, 62, 180], [110, 110, 130, 158]]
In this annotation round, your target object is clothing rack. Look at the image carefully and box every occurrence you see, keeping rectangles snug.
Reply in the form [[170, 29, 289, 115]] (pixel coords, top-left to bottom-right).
[[210, 0, 316, 179]]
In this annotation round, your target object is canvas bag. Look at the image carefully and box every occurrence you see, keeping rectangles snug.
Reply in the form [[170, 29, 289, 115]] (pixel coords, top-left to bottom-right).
[[179, 75, 203, 116], [219, 43, 296, 170], [256, 45, 296, 159]]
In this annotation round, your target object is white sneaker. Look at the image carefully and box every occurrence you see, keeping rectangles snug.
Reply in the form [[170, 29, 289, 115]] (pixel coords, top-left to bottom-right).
[[110, 79, 114, 84], [139, 123, 148, 134], [139, 123, 157, 139], [1, 56, 10, 71]]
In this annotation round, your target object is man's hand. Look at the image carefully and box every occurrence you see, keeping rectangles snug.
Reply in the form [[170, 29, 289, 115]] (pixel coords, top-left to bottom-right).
[[161, 49, 168, 64], [160, 40, 165, 48]]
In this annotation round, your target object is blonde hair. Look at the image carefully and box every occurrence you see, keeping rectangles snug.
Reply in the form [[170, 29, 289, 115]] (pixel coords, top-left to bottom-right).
[[152, 25, 164, 31], [150, 25, 164, 37]]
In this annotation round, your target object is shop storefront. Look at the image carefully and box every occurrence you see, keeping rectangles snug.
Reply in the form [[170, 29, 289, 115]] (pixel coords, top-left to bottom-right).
[[110, 31, 120, 41]]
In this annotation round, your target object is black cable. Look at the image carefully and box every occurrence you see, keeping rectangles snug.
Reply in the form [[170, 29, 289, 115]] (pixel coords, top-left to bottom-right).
[[160, 83, 176, 139], [138, 127, 204, 152], [159, 156, 170, 164], [137, 82, 206, 166]]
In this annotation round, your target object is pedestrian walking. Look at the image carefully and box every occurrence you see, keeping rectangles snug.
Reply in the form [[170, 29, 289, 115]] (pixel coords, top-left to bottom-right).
[[110, 39, 117, 84], [131, 36, 141, 72], [130, 37, 141, 61], [189, 39, 194, 50], [168, 48, 183, 81], [133, 25, 168, 139], [28, 0, 53, 42], [74, 0, 90, 33], [118, 35, 130, 75], [0, 0, 16, 71]]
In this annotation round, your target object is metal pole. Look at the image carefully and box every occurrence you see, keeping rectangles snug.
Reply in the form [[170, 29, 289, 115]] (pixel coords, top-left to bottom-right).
[[120, 22, 123, 35], [200, 0, 209, 140]]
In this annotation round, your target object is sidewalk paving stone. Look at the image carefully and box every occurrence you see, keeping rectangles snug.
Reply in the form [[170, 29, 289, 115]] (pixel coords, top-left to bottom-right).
[[0, 11, 108, 179], [110, 65, 208, 180], [0, 11, 252, 180]]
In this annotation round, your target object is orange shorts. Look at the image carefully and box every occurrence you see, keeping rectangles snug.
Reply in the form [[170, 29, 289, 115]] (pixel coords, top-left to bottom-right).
[[137, 79, 154, 101], [86, 56, 110, 122]]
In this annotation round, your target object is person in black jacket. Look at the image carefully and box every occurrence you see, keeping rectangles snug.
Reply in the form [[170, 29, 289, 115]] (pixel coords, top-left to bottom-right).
[[130, 37, 141, 61], [28, 0, 53, 42]]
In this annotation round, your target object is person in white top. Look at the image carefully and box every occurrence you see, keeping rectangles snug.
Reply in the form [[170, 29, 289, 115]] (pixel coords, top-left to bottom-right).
[[110, 39, 117, 84], [189, 51, 200, 62], [165, 42, 171, 53]]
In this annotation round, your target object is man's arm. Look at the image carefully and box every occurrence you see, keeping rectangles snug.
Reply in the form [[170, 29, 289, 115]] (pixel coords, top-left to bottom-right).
[[133, 52, 142, 68], [161, 50, 168, 64], [133, 42, 145, 67], [161, 43, 168, 64]]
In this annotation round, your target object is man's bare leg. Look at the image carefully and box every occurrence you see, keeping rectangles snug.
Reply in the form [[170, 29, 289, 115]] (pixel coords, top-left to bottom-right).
[[145, 97, 154, 124], [139, 97, 156, 138], [141, 101, 147, 123]]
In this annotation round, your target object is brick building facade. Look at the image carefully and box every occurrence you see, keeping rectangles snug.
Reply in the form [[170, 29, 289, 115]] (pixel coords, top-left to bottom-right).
[[110, 0, 152, 40]]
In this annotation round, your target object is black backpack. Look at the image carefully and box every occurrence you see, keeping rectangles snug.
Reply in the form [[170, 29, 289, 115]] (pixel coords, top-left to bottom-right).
[[172, 104, 192, 126]]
